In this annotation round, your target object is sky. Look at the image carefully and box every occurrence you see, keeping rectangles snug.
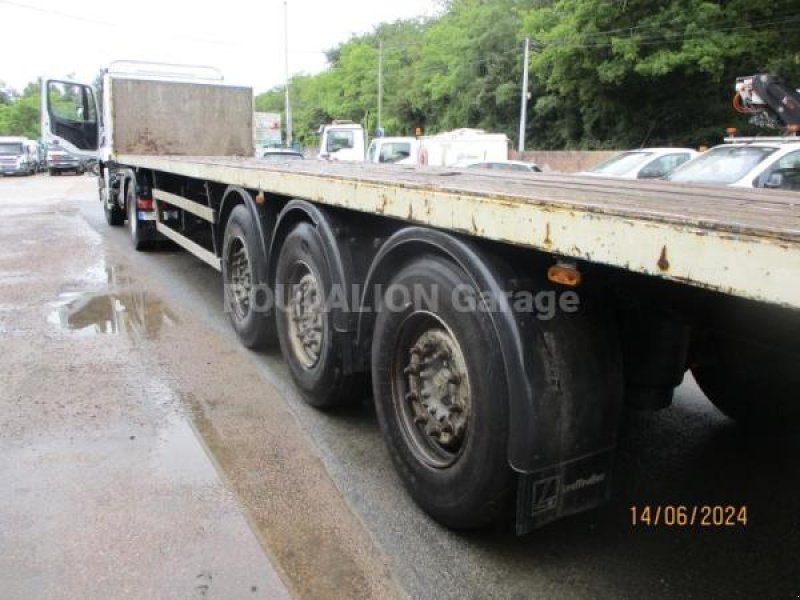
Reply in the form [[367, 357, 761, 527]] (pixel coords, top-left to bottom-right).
[[0, 0, 439, 93]]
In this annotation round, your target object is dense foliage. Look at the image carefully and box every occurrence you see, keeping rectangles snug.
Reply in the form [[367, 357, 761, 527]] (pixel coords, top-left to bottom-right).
[[0, 81, 41, 139], [4, 1, 798, 149], [258, 0, 800, 149]]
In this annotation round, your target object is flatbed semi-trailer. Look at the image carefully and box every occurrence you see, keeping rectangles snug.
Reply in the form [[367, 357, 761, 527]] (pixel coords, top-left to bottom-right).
[[43, 68, 800, 534]]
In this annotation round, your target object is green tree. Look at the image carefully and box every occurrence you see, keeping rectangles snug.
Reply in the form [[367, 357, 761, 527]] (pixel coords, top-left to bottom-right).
[[521, 0, 800, 147], [0, 80, 41, 138]]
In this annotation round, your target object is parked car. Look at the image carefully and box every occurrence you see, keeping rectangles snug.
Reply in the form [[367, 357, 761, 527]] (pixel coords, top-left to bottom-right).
[[259, 148, 304, 161], [47, 144, 85, 175], [581, 148, 698, 179], [0, 136, 37, 176], [453, 159, 542, 173], [666, 140, 800, 191], [366, 137, 419, 165]]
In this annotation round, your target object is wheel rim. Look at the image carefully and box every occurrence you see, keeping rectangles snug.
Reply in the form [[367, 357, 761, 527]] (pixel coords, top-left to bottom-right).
[[226, 236, 253, 321], [286, 262, 324, 368], [392, 312, 472, 468]]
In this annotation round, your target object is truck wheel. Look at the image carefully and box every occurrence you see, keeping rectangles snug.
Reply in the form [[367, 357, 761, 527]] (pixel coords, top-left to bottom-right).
[[222, 205, 276, 349], [275, 222, 359, 408], [691, 332, 800, 428], [371, 255, 513, 529], [48, 170, 56, 176], [126, 183, 151, 250]]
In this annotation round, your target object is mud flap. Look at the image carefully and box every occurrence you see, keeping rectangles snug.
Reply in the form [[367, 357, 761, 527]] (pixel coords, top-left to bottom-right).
[[515, 448, 615, 534]]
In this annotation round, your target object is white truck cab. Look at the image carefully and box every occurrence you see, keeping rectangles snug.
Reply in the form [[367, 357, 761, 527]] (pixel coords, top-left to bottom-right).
[[0, 136, 38, 176], [318, 121, 365, 162]]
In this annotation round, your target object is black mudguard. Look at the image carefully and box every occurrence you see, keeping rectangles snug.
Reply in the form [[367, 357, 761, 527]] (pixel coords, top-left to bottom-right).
[[358, 227, 624, 534]]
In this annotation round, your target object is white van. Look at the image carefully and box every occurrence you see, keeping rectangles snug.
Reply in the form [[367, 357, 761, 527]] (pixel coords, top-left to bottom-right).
[[365, 137, 419, 165], [417, 129, 509, 167]]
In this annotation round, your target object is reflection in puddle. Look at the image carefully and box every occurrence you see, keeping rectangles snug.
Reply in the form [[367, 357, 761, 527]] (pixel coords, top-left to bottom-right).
[[48, 290, 178, 338]]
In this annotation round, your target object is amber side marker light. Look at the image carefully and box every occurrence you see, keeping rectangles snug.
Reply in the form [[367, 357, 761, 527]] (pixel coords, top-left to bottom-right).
[[547, 263, 582, 287]]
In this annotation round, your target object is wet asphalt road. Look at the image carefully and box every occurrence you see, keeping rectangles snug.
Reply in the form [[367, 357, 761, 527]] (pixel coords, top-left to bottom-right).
[[1, 174, 799, 600]]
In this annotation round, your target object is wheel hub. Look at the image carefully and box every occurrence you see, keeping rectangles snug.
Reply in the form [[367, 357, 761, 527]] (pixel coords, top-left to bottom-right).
[[404, 329, 470, 452], [288, 270, 324, 368]]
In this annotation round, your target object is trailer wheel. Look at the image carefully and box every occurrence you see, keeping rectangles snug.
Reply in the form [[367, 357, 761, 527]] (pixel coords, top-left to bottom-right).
[[126, 183, 151, 250], [371, 255, 512, 529], [275, 222, 359, 408], [691, 332, 800, 428], [222, 205, 275, 349]]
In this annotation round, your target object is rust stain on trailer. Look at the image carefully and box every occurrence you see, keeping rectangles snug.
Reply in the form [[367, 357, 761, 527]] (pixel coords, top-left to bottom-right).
[[377, 193, 389, 215], [544, 223, 553, 247], [657, 245, 670, 272]]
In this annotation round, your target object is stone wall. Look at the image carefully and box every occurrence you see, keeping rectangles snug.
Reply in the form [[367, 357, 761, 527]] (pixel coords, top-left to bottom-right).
[[509, 150, 619, 173]]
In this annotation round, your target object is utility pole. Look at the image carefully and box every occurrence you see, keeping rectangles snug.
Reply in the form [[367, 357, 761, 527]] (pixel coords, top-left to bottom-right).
[[283, 0, 293, 148], [518, 37, 530, 154], [377, 40, 383, 135]]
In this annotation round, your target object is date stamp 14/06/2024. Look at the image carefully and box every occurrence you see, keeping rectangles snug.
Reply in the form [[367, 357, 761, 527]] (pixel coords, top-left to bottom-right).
[[630, 505, 748, 528]]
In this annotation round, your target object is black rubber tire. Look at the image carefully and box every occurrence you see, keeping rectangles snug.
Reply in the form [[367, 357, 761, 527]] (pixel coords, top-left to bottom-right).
[[48, 169, 56, 176], [222, 205, 276, 349], [275, 222, 360, 408], [126, 182, 151, 250], [691, 331, 800, 428], [371, 255, 513, 529]]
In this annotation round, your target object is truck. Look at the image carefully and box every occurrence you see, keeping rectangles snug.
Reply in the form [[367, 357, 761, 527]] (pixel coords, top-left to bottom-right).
[[43, 65, 800, 535], [0, 136, 37, 176], [318, 121, 366, 161], [417, 128, 509, 166]]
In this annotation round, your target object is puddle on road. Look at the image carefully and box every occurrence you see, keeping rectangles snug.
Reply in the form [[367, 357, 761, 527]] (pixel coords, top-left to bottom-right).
[[48, 289, 178, 338]]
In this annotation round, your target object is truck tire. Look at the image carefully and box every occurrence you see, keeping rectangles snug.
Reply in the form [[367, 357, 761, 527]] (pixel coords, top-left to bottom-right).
[[222, 205, 276, 349], [691, 332, 800, 428], [126, 183, 151, 250], [275, 222, 359, 408], [371, 255, 513, 529]]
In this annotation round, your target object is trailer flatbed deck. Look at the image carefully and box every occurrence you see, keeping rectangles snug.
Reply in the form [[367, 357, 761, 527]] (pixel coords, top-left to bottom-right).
[[121, 154, 800, 308]]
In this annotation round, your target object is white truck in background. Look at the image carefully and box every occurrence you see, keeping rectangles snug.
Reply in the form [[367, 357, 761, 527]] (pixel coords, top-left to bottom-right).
[[417, 128, 509, 167], [318, 121, 365, 161], [0, 136, 37, 176]]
